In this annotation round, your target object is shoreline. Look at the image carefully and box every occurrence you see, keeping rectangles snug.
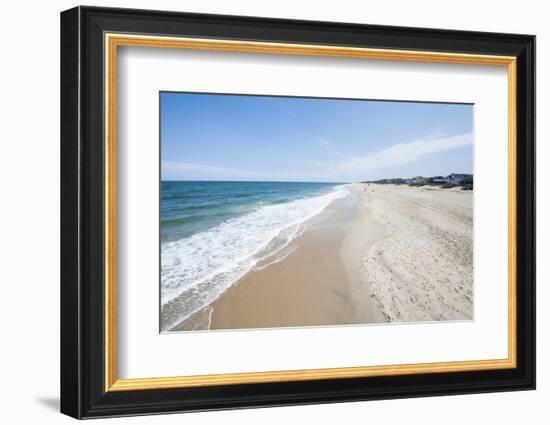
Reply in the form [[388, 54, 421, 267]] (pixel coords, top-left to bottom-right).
[[170, 183, 473, 332], [172, 186, 386, 331]]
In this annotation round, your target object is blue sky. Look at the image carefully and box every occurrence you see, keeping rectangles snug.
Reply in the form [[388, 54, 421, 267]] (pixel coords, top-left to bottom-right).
[[161, 92, 473, 182]]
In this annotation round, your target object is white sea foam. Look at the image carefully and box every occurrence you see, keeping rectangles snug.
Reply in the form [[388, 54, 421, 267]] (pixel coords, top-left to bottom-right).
[[160, 184, 350, 330]]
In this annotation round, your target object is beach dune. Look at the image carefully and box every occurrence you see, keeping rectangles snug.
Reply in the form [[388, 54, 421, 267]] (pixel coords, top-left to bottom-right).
[[171, 183, 473, 332]]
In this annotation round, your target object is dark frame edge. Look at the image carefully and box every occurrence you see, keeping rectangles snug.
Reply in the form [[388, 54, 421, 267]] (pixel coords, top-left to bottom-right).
[[516, 34, 536, 392], [61, 6, 83, 420]]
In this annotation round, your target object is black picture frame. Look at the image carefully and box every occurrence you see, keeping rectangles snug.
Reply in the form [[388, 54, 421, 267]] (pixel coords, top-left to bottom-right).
[[61, 5, 535, 419]]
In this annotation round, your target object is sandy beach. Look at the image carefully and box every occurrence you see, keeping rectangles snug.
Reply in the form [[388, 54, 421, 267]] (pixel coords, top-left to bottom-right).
[[171, 183, 473, 331], [355, 183, 473, 322]]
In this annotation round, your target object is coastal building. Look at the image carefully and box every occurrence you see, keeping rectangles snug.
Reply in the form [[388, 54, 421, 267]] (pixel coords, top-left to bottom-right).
[[447, 173, 474, 185], [431, 176, 447, 185], [407, 176, 427, 186]]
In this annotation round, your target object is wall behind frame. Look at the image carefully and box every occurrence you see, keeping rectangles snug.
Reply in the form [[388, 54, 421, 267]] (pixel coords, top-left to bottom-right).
[[0, 1, 544, 424]]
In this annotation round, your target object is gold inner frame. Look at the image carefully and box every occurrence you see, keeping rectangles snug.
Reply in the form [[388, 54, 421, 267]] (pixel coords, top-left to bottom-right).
[[104, 33, 517, 392]]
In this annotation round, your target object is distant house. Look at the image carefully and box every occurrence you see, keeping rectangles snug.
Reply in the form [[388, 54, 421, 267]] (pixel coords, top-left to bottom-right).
[[447, 173, 473, 185], [387, 178, 405, 184], [408, 176, 426, 186], [431, 176, 446, 185]]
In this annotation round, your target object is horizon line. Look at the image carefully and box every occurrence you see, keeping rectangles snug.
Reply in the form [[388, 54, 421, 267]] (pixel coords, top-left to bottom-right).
[[161, 179, 350, 184]]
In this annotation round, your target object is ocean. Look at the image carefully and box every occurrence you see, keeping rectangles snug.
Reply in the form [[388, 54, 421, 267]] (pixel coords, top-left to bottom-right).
[[160, 181, 350, 330]]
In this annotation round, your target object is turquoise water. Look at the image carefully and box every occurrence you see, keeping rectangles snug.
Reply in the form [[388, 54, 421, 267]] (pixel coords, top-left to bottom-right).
[[160, 181, 350, 330], [161, 181, 342, 242]]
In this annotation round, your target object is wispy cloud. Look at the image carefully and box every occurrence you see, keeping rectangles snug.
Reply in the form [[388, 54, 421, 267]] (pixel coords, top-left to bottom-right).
[[162, 133, 472, 182], [162, 161, 322, 182], [162, 161, 246, 179], [338, 133, 472, 174]]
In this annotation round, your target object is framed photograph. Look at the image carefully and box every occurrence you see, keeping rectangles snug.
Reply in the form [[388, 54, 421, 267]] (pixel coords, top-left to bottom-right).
[[60, 6, 536, 419]]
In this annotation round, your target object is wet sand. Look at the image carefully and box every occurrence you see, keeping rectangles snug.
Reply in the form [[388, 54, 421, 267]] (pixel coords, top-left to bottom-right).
[[173, 192, 386, 331]]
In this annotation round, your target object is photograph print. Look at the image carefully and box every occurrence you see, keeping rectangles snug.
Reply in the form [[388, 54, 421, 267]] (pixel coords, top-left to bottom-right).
[[160, 92, 474, 333]]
